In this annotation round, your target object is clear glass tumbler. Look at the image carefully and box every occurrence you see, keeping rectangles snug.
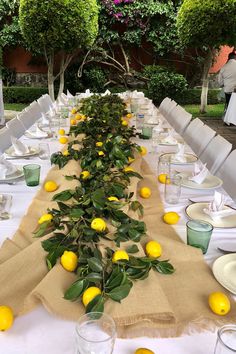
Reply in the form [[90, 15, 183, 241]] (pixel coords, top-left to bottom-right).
[[214, 325, 236, 353], [75, 312, 116, 354], [164, 174, 182, 204]]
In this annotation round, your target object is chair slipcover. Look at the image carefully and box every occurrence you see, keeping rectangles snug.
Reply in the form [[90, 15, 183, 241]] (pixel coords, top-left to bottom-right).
[[216, 150, 236, 202], [0, 126, 13, 153], [182, 118, 204, 146], [188, 124, 216, 156], [6, 117, 26, 139]]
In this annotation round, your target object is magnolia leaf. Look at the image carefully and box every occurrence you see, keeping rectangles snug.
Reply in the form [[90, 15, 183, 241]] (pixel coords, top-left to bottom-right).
[[153, 261, 175, 274], [107, 284, 132, 302], [85, 272, 103, 282], [52, 190, 74, 201], [64, 279, 87, 300], [69, 208, 84, 218], [46, 245, 66, 270], [126, 244, 139, 254], [88, 257, 103, 272], [33, 221, 53, 238], [85, 295, 104, 314], [105, 271, 125, 290]]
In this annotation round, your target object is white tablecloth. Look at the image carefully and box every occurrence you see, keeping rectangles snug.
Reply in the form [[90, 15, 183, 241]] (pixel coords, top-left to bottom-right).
[[0, 127, 235, 353], [224, 92, 236, 125]]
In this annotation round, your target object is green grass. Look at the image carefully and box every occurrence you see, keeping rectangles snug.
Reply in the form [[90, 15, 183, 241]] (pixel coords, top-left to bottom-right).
[[183, 104, 225, 118], [4, 103, 28, 111]]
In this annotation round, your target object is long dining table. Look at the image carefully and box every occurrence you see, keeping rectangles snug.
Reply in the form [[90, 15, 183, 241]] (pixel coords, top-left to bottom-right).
[[0, 111, 235, 354]]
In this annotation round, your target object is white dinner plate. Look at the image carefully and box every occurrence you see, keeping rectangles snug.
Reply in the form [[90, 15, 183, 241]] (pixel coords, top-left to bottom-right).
[[185, 202, 236, 228], [0, 168, 24, 182], [162, 152, 198, 165], [180, 172, 223, 190], [5, 146, 40, 158], [212, 254, 236, 294], [24, 131, 51, 139], [158, 140, 178, 146]]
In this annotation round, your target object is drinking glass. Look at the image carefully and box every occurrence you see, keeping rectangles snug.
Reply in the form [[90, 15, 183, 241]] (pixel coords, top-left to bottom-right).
[[186, 219, 213, 254], [75, 312, 116, 354], [49, 118, 60, 139], [157, 154, 170, 177], [141, 124, 153, 139], [164, 174, 182, 204], [23, 164, 41, 187], [214, 325, 236, 353], [38, 143, 50, 160]]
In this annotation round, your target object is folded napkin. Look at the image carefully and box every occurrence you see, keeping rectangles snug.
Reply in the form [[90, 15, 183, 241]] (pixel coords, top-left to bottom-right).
[[11, 136, 30, 156], [66, 90, 74, 98], [26, 124, 48, 139], [39, 113, 50, 126], [203, 191, 236, 221], [172, 143, 186, 163], [162, 129, 177, 145], [189, 163, 208, 184], [0, 156, 17, 179]]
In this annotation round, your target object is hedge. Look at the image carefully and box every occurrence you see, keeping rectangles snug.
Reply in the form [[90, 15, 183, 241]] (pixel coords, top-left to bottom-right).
[[3, 86, 48, 104], [177, 88, 223, 105]]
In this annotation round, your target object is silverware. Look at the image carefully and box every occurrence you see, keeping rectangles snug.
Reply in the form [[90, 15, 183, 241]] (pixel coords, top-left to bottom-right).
[[0, 182, 16, 185]]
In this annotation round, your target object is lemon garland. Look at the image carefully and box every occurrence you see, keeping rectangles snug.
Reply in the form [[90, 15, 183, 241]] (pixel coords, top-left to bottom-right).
[[35, 94, 174, 313]]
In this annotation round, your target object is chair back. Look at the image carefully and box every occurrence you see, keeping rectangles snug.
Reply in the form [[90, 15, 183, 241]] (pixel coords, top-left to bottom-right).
[[6, 117, 25, 139], [0, 126, 13, 153], [216, 150, 236, 202]]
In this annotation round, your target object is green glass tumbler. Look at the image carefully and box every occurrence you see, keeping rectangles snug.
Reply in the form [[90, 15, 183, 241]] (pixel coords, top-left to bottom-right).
[[186, 219, 213, 254], [23, 164, 41, 187]]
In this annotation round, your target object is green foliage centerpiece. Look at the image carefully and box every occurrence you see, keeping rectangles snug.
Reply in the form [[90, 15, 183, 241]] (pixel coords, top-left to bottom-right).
[[35, 94, 174, 313]]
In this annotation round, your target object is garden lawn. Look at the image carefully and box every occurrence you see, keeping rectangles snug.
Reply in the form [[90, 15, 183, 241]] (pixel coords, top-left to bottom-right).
[[183, 104, 225, 118], [4, 103, 27, 111]]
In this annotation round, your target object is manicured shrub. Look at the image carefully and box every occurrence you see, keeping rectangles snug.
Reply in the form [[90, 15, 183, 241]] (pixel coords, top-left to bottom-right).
[[3, 86, 48, 103]]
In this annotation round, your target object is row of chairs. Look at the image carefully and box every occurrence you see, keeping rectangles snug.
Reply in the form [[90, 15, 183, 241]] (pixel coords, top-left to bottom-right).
[[0, 94, 54, 154], [159, 97, 236, 202]]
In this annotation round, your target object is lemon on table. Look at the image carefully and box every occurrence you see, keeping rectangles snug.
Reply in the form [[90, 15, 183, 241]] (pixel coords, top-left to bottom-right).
[[98, 151, 105, 156], [128, 157, 135, 164], [108, 196, 119, 201], [91, 218, 107, 232], [139, 187, 151, 199], [96, 141, 103, 147], [80, 170, 90, 179], [135, 348, 155, 354], [60, 250, 78, 272], [124, 167, 134, 173], [163, 211, 180, 225], [70, 119, 76, 125], [126, 113, 132, 119], [208, 292, 231, 315], [140, 146, 147, 156], [121, 119, 128, 126], [0, 306, 14, 331], [112, 250, 129, 263], [59, 137, 68, 144], [82, 287, 102, 307], [75, 113, 82, 120], [71, 108, 77, 114], [58, 128, 65, 136], [44, 180, 58, 192], [158, 173, 169, 184], [63, 150, 70, 156], [38, 213, 53, 224], [146, 240, 162, 258]]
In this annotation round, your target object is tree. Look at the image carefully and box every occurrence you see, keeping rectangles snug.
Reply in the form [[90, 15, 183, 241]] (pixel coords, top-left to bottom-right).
[[78, 0, 182, 87], [19, 0, 99, 100], [177, 0, 236, 113]]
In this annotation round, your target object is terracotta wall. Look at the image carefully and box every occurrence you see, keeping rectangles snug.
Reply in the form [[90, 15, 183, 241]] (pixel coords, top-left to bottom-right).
[[210, 46, 234, 74]]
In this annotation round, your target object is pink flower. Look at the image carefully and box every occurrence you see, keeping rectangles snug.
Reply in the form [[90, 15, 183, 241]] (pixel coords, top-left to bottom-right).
[[113, 0, 122, 4], [113, 12, 123, 19]]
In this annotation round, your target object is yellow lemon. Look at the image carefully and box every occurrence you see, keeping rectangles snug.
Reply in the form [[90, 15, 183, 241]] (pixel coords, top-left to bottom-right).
[[126, 113, 132, 119], [139, 187, 151, 199], [208, 292, 231, 316], [81, 114, 86, 120], [0, 306, 14, 331], [128, 157, 135, 164], [75, 113, 82, 120], [146, 240, 162, 258], [112, 250, 129, 263], [121, 119, 128, 126], [163, 212, 180, 225], [63, 150, 70, 156], [38, 213, 53, 224], [82, 287, 102, 307], [158, 173, 169, 184], [140, 146, 147, 156], [71, 108, 77, 114], [124, 167, 134, 173], [91, 218, 107, 232], [108, 196, 119, 202], [60, 250, 78, 272], [70, 119, 76, 125], [135, 348, 155, 354], [44, 180, 58, 192], [80, 170, 90, 179], [58, 128, 65, 136], [96, 141, 103, 147], [98, 151, 105, 156], [59, 137, 68, 144]]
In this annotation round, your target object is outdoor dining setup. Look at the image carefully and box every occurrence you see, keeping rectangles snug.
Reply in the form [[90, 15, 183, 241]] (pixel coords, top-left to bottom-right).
[[0, 90, 235, 354]]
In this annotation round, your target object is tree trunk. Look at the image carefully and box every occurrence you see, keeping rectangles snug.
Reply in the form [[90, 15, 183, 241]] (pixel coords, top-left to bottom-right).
[[48, 53, 55, 101], [58, 54, 65, 99], [0, 47, 4, 125], [200, 49, 214, 113]]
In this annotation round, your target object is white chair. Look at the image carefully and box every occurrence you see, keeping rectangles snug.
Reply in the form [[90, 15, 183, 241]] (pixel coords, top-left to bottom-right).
[[27, 101, 43, 123], [6, 117, 26, 138], [182, 118, 204, 146], [199, 135, 232, 174], [37, 94, 54, 113], [188, 124, 216, 156], [167, 105, 192, 134], [159, 98, 177, 118], [216, 150, 236, 202], [17, 110, 36, 130], [0, 127, 13, 153]]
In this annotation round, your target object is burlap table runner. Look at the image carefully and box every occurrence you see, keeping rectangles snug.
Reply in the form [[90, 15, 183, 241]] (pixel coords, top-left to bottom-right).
[[0, 152, 235, 338]]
